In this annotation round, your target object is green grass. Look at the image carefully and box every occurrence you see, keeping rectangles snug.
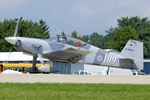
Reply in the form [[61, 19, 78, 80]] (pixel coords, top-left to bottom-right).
[[0, 83, 149, 100]]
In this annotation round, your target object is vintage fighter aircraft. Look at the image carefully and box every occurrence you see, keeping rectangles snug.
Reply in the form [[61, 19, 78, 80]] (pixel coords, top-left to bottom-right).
[[5, 21, 144, 73]]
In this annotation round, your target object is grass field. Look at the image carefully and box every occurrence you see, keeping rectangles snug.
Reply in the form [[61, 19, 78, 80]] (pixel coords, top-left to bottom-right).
[[0, 83, 150, 100]]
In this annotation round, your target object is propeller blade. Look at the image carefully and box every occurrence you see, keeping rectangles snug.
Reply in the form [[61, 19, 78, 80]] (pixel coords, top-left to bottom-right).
[[13, 20, 19, 37]]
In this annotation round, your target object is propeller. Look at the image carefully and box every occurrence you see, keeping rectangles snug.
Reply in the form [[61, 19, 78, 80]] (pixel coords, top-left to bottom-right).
[[13, 19, 22, 51], [5, 19, 21, 64]]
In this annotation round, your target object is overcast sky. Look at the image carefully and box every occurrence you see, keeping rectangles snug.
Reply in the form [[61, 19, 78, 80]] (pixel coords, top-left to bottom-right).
[[0, 0, 150, 36]]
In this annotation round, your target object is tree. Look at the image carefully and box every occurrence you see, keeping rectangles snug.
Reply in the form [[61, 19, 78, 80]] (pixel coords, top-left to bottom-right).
[[71, 30, 78, 39], [80, 35, 89, 42], [89, 32, 105, 48], [106, 26, 138, 51], [61, 31, 65, 36], [117, 16, 150, 39]]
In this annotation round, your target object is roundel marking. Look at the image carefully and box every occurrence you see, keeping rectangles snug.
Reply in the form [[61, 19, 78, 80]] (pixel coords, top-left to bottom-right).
[[97, 55, 103, 62]]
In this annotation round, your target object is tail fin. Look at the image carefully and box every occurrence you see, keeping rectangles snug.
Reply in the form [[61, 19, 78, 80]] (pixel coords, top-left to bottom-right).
[[120, 40, 143, 70]]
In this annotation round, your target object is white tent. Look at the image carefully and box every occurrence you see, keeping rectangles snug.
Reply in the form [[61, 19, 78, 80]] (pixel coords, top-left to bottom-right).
[[0, 52, 48, 62]]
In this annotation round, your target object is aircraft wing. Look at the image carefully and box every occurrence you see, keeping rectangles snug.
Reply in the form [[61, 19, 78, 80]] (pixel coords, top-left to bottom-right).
[[43, 48, 90, 63]]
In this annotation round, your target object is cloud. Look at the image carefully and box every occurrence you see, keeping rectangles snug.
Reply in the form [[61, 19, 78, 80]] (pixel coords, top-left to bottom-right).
[[1, 0, 150, 35], [71, 3, 92, 18], [0, 0, 26, 9]]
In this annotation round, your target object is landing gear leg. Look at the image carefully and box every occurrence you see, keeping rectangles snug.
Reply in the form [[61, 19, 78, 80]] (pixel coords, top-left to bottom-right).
[[25, 56, 40, 73], [106, 67, 110, 75], [32, 56, 37, 72]]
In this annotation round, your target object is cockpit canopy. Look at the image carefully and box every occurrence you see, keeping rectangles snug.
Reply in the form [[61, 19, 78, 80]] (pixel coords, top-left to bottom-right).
[[50, 35, 87, 47]]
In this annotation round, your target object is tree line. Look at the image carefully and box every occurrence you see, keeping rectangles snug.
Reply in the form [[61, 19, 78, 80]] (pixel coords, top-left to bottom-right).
[[0, 16, 150, 58]]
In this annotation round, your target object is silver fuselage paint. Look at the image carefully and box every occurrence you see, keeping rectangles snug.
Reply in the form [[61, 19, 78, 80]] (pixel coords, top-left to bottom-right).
[[79, 44, 120, 67], [6, 37, 120, 68], [5, 37, 143, 70]]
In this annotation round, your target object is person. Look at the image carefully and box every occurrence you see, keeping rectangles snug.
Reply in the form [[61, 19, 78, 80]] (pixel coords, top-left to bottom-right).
[[62, 36, 67, 44]]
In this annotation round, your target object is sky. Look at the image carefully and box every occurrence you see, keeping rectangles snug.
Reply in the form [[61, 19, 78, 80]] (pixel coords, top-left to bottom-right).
[[0, 0, 150, 36]]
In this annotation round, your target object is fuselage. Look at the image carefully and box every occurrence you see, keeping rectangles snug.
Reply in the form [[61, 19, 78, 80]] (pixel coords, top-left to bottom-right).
[[5, 36, 122, 68]]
